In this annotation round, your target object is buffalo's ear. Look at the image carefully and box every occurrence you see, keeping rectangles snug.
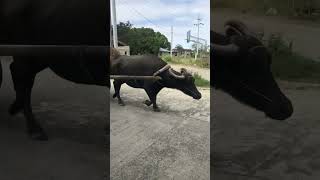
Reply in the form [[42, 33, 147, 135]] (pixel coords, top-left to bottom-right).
[[225, 25, 243, 37]]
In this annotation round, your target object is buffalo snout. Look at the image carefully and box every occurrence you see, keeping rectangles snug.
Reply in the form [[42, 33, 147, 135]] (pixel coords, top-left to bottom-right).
[[193, 92, 202, 100], [265, 95, 293, 120]]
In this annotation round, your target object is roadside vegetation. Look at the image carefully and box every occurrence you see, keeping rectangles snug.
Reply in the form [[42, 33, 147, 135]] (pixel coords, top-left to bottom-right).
[[162, 34, 320, 84], [193, 73, 210, 87], [212, 0, 320, 21], [117, 21, 171, 55], [162, 55, 210, 69], [265, 34, 320, 83], [162, 55, 210, 87]]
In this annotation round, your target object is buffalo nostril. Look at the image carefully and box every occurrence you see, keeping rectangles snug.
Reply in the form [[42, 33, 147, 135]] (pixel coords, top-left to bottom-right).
[[194, 94, 202, 100], [277, 101, 294, 120], [283, 101, 293, 117], [266, 98, 293, 120]]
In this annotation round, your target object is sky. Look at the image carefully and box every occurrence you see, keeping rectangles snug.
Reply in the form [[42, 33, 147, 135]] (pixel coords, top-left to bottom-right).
[[114, 0, 210, 49]]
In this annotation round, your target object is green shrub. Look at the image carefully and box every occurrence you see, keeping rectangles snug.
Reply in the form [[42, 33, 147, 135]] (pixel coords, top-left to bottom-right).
[[271, 52, 320, 83], [161, 55, 210, 69], [266, 33, 293, 55], [259, 34, 320, 83], [193, 73, 210, 87], [162, 55, 173, 63]]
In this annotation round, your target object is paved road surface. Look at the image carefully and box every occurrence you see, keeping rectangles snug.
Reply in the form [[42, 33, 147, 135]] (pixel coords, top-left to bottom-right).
[[0, 57, 107, 180], [213, 82, 320, 179], [110, 82, 210, 179], [0, 57, 210, 180]]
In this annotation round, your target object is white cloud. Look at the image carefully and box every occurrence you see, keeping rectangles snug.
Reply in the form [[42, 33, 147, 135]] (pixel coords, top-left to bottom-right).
[[114, 0, 210, 48]]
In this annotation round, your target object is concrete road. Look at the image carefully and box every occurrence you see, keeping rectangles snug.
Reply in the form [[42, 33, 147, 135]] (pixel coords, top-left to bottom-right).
[[213, 82, 320, 180], [0, 57, 107, 180], [110, 80, 210, 179], [0, 57, 210, 180]]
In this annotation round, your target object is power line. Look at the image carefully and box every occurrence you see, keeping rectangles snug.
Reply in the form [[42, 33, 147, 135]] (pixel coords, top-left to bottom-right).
[[139, 0, 191, 27], [138, 0, 197, 37], [117, 0, 189, 37], [118, 0, 171, 34], [116, 0, 194, 46]]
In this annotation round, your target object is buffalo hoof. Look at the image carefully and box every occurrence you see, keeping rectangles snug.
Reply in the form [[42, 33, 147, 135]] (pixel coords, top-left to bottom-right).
[[153, 107, 161, 112], [118, 100, 125, 106], [113, 93, 117, 98], [9, 102, 23, 115], [144, 100, 152, 106]]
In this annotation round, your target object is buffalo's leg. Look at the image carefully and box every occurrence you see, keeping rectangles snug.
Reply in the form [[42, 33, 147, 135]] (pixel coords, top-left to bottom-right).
[[144, 100, 152, 106], [113, 80, 125, 106], [145, 87, 161, 112], [10, 59, 48, 140], [24, 84, 48, 140]]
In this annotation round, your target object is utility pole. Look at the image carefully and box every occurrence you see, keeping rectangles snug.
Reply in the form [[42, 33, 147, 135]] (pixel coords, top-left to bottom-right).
[[170, 25, 173, 58], [111, 0, 118, 48], [194, 15, 204, 60]]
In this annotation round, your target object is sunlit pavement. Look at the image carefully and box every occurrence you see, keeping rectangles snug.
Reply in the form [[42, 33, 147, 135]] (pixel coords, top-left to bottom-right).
[[110, 82, 210, 179]]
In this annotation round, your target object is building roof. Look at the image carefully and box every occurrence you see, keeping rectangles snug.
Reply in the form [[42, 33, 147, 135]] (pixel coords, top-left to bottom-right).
[[172, 48, 193, 52], [159, 48, 170, 52], [118, 40, 128, 46]]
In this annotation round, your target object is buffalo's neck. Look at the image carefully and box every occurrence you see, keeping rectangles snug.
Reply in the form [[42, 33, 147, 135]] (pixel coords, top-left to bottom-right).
[[159, 75, 178, 89]]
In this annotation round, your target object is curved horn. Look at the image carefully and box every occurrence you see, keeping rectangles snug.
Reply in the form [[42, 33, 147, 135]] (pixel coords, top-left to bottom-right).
[[168, 68, 185, 79], [211, 43, 239, 56], [225, 20, 258, 38]]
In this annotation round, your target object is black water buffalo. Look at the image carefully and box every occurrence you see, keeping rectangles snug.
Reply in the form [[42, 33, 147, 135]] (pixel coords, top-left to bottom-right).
[[0, 0, 109, 140], [0, 61, 2, 87], [111, 55, 202, 112], [211, 20, 293, 120]]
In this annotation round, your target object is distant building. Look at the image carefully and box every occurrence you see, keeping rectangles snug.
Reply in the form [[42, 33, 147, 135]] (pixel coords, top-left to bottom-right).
[[110, 38, 130, 56], [158, 48, 170, 56], [111, 26, 130, 56], [116, 41, 130, 56], [172, 48, 193, 57], [159, 48, 194, 57]]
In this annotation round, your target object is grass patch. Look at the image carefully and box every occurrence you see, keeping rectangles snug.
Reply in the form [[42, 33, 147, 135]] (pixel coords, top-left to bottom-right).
[[212, 0, 320, 19], [272, 53, 320, 83], [161, 55, 210, 69], [161, 55, 210, 87], [193, 73, 210, 87], [266, 33, 320, 83]]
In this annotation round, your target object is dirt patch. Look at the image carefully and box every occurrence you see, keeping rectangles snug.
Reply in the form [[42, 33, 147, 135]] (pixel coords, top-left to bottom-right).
[[170, 64, 210, 81]]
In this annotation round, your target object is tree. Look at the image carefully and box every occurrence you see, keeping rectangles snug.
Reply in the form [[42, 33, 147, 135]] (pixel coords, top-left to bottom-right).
[[175, 44, 184, 53], [116, 21, 171, 55]]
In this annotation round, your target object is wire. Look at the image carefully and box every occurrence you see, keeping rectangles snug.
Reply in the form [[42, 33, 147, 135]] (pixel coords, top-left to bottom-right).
[[116, 0, 206, 45], [118, 0, 171, 34], [117, 0, 191, 37], [139, 0, 191, 27]]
